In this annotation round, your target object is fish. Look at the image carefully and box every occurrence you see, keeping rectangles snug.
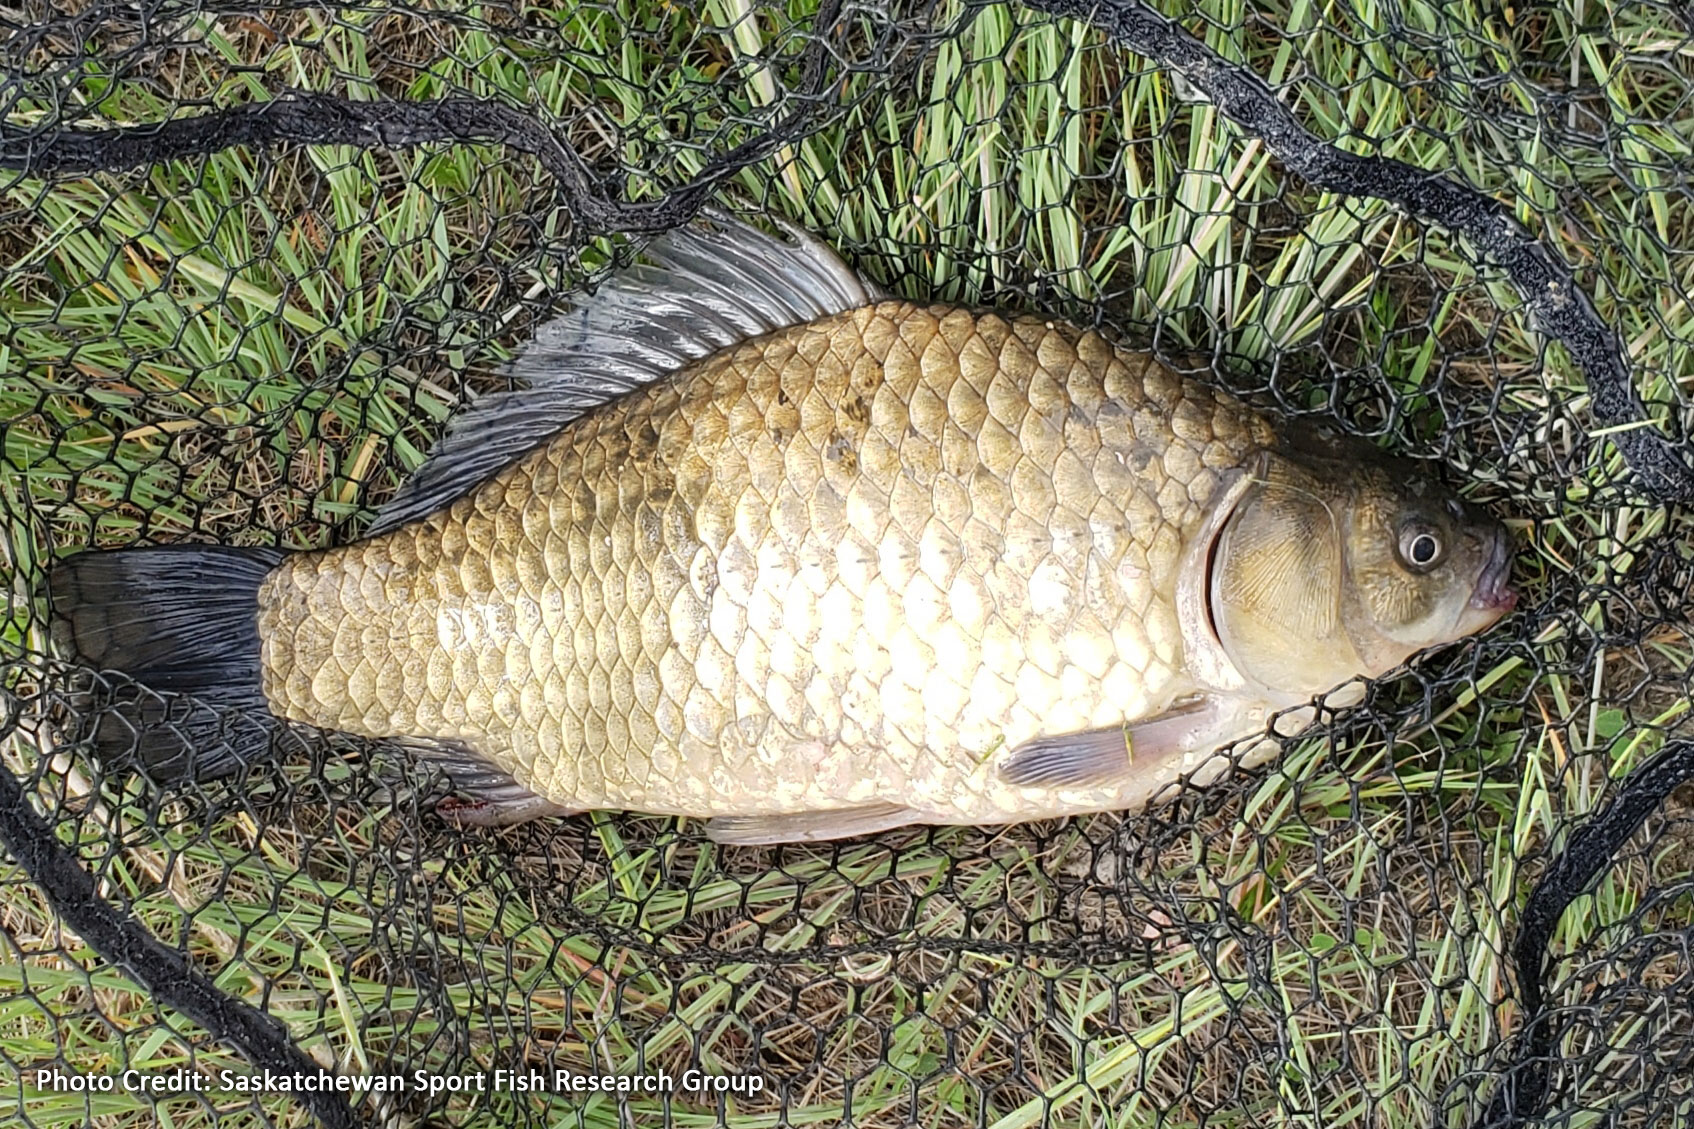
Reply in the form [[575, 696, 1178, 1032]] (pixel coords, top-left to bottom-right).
[[48, 214, 1518, 845]]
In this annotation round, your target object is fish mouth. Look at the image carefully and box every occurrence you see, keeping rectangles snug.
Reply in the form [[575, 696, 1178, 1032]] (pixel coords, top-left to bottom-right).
[[1467, 526, 1518, 617]]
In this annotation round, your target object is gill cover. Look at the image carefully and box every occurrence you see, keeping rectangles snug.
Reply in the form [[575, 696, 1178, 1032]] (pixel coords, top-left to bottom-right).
[[1210, 461, 1362, 696]]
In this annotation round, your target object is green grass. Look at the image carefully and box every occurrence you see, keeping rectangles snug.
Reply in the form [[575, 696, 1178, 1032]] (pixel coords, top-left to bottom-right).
[[3, 0, 1693, 1127]]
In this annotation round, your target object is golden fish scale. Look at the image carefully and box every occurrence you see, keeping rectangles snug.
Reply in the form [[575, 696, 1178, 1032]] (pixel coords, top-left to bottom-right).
[[256, 302, 1276, 821]]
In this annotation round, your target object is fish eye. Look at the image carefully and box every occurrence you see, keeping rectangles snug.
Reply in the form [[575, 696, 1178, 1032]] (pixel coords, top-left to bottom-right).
[[1399, 524, 1444, 572]]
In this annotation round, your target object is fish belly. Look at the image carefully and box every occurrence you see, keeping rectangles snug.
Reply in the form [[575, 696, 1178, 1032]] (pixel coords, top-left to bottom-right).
[[255, 303, 1273, 821]]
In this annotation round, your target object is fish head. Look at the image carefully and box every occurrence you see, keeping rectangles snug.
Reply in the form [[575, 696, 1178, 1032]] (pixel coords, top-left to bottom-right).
[[1207, 431, 1516, 698]]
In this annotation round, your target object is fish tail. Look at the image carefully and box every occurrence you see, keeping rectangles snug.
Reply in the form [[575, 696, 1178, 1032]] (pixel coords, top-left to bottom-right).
[[48, 545, 288, 781]]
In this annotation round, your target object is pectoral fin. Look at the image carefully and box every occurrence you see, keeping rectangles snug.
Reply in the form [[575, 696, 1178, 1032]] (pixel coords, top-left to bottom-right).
[[706, 803, 921, 845], [1000, 696, 1215, 789]]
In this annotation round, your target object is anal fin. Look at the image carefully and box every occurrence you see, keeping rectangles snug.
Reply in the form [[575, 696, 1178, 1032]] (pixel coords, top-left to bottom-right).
[[437, 791, 579, 829], [1000, 695, 1216, 789], [389, 737, 576, 829], [706, 803, 921, 846]]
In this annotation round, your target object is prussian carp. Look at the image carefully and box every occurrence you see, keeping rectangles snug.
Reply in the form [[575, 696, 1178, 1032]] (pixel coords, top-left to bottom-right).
[[51, 216, 1516, 844]]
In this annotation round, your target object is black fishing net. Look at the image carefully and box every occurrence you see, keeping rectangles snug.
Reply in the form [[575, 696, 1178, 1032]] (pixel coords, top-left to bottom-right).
[[3, 1, 1693, 1126]]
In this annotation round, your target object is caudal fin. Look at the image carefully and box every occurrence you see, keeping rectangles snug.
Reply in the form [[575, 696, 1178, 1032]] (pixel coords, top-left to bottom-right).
[[49, 545, 287, 781]]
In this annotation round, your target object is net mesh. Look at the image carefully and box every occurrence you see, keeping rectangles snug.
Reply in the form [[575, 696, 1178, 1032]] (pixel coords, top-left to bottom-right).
[[2, 1, 1693, 1126]]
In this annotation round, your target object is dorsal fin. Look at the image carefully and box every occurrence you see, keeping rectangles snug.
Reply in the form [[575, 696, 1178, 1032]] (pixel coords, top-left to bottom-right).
[[366, 213, 884, 536]]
